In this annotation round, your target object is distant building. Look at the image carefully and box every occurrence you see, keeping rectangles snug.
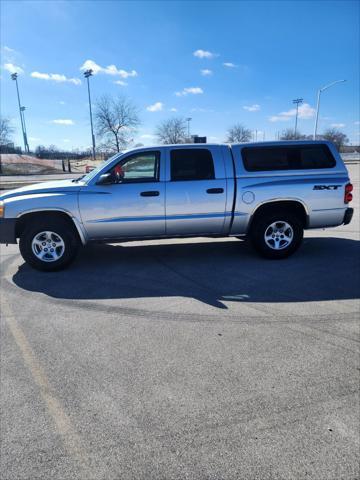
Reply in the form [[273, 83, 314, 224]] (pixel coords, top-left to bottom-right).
[[191, 135, 207, 143]]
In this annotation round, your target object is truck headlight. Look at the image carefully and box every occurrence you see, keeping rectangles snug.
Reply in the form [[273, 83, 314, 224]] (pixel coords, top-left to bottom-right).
[[0, 201, 4, 218]]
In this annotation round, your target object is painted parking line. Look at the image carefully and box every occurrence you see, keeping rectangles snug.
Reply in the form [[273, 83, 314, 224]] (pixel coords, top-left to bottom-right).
[[2, 295, 94, 479]]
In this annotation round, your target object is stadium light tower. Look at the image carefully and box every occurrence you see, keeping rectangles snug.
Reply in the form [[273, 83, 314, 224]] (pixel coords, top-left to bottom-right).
[[83, 69, 96, 160], [20, 106, 29, 151], [186, 117, 192, 139], [292, 98, 303, 139], [11, 72, 30, 153], [313, 80, 346, 140]]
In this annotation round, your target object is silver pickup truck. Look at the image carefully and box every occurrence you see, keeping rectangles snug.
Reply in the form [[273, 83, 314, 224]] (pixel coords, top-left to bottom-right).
[[0, 141, 354, 271]]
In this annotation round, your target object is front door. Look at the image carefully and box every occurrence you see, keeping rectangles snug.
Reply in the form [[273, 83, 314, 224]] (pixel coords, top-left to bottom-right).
[[165, 146, 228, 235], [79, 149, 165, 239]]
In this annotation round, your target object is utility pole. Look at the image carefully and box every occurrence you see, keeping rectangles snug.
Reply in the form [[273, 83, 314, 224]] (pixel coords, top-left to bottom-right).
[[292, 98, 303, 139], [185, 117, 192, 140], [11, 73, 29, 153], [313, 80, 346, 140], [84, 69, 96, 160]]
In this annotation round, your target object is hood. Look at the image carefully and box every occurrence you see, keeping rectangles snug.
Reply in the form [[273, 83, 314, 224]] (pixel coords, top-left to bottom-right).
[[0, 179, 84, 201]]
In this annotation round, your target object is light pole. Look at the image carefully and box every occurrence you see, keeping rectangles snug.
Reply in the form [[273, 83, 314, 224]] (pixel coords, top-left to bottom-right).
[[292, 98, 303, 139], [186, 117, 192, 140], [313, 80, 346, 140], [11, 73, 29, 153], [84, 69, 96, 160], [20, 106, 30, 153]]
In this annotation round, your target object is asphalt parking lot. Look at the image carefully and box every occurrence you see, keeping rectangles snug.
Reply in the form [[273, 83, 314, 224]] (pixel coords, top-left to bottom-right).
[[1, 164, 359, 480]]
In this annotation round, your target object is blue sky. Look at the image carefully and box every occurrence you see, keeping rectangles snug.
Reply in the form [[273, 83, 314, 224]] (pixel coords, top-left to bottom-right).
[[1, 0, 359, 150]]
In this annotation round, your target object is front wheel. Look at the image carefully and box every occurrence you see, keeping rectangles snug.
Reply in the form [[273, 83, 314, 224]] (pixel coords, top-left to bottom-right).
[[250, 212, 303, 259], [19, 218, 79, 271]]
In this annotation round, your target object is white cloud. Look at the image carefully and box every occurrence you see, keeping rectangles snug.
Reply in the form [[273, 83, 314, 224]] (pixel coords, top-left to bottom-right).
[[193, 49, 216, 59], [354, 121, 360, 125], [4, 63, 24, 74], [269, 115, 291, 122], [59, 101, 66, 105], [63, 139, 70, 143], [51, 119, 74, 125], [330, 123, 346, 128], [175, 87, 204, 97], [201, 69, 213, 76], [223, 62, 237, 68], [190, 107, 213, 113], [146, 102, 163, 112], [3, 46, 16, 53], [170, 108, 178, 112], [80, 59, 138, 78], [31, 72, 50, 80], [243, 104, 261, 112], [269, 103, 315, 122], [114, 80, 128, 86], [31, 71, 81, 85], [140, 134, 156, 139]]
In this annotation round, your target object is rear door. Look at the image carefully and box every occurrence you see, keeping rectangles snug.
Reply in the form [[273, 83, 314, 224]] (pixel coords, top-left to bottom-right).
[[165, 146, 228, 235]]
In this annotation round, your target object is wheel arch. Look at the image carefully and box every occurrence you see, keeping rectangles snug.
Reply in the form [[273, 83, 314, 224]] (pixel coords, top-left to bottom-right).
[[248, 199, 309, 233], [15, 209, 87, 245]]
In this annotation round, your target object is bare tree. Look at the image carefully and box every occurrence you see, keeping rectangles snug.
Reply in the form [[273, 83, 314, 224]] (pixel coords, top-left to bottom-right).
[[95, 95, 140, 152], [280, 129, 308, 141], [0, 117, 15, 145], [320, 128, 349, 151], [226, 124, 252, 143], [156, 117, 187, 144]]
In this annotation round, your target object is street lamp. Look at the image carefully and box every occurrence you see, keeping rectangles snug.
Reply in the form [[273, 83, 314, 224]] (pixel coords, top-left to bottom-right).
[[313, 80, 346, 140], [185, 117, 192, 139], [11, 72, 30, 153], [83, 69, 96, 160], [292, 98, 303, 139]]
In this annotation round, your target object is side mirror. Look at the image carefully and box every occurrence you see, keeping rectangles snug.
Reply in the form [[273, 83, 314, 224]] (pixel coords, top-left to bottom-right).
[[96, 173, 114, 185]]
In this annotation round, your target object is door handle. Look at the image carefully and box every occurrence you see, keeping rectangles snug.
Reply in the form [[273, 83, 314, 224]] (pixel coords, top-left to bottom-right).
[[140, 191, 160, 197], [206, 188, 224, 194]]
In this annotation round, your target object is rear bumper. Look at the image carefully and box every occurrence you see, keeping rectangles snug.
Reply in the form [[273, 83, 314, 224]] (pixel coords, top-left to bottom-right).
[[0, 218, 17, 244], [343, 208, 353, 225]]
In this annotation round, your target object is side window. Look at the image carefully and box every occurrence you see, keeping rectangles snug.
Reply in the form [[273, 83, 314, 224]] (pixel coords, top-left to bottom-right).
[[242, 145, 335, 172], [110, 151, 160, 183], [170, 148, 215, 181], [300, 147, 336, 169]]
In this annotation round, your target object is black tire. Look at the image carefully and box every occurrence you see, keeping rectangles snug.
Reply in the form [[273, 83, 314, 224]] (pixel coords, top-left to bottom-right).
[[19, 217, 80, 271], [250, 210, 303, 259]]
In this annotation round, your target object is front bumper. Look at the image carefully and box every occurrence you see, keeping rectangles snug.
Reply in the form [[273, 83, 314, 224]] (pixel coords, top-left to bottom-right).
[[343, 208, 354, 225], [0, 218, 17, 244]]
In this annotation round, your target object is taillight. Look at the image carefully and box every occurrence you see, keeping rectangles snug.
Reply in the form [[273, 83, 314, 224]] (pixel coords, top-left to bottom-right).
[[344, 183, 353, 204]]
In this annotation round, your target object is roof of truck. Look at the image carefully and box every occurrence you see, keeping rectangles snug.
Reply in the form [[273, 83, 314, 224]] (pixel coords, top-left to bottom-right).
[[125, 140, 333, 152]]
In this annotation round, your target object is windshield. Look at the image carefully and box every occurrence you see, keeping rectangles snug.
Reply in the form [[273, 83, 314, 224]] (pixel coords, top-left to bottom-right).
[[80, 152, 123, 183]]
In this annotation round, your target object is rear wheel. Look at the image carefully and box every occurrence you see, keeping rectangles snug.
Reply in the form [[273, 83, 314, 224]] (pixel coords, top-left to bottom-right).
[[19, 218, 79, 271], [250, 211, 303, 259]]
